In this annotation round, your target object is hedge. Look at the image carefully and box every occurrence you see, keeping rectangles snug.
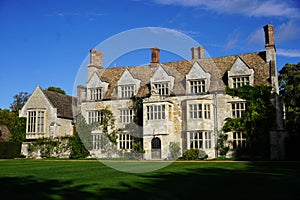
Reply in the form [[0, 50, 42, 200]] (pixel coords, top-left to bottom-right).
[[0, 142, 21, 158]]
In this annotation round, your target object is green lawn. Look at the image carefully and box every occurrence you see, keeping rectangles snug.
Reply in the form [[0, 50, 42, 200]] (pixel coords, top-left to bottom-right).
[[0, 159, 299, 200]]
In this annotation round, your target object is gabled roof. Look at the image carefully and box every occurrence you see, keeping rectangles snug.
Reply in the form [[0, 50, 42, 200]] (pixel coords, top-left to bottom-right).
[[91, 51, 270, 98], [42, 90, 75, 119]]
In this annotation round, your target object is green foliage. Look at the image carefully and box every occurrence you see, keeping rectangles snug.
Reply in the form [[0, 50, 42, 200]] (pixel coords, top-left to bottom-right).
[[100, 108, 118, 145], [279, 62, 300, 159], [10, 91, 30, 112], [0, 142, 21, 158], [182, 149, 207, 160], [130, 96, 147, 126], [223, 85, 275, 158], [75, 114, 93, 150], [28, 137, 70, 158], [0, 109, 26, 143], [75, 109, 120, 158], [124, 122, 144, 154], [169, 142, 181, 160], [46, 86, 66, 94], [216, 133, 230, 156], [70, 132, 90, 158], [121, 95, 148, 154]]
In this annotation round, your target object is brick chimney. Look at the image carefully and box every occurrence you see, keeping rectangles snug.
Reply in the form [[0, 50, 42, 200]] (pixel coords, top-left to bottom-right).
[[90, 49, 103, 67], [88, 49, 103, 80], [151, 47, 160, 64], [263, 24, 276, 63], [191, 46, 205, 59], [264, 24, 275, 49]]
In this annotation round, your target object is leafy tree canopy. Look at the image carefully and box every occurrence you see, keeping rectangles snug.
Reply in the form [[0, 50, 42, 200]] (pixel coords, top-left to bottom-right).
[[10, 92, 30, 112], [279, 62, 300, 137], [0, 109, 26, 142], [46, 86, 66, 95], [279, 62, 300, 159]]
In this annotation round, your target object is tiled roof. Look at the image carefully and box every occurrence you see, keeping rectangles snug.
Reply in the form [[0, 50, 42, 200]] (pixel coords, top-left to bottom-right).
[[93, 51, 270, 98], [43, 90, 75, 119]]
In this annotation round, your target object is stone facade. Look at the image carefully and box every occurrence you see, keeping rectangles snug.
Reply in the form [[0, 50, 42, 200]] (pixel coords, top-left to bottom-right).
[[77, 24, 285, 160], [19, 86, 75, 157]]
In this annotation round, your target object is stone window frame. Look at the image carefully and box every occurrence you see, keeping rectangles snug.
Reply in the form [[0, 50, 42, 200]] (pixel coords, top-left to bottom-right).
[[232, 131, 247, 149], [232, 76, 250, 88], [118, 133, 133, 150], [231, 102, 247, 118], [87, 110, 103, 124], [153, 81, 170, 96], [188, 131, 212, 149], [188, 79, 207, 94], [119, 84, 135, 99], [92, 133, 107, 150], [146, 104, 166, 120], [89, 87, 103, 101], [188, 103, 211, 119], [27, 110, 45, 134], [119, 108, 134, 124]]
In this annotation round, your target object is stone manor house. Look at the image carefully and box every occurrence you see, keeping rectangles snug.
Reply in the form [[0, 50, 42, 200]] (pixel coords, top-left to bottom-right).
[[20, 24, 285, 160]]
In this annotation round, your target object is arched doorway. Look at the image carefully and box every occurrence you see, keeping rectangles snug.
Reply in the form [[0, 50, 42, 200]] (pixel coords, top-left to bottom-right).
[[151, 137, 161, 159]]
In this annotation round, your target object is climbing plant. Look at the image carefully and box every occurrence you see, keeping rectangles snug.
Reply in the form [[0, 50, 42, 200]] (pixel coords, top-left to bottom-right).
[[222, 85, 275, 159]]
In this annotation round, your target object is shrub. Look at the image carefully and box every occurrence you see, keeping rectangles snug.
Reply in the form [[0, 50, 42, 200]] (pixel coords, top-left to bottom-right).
[[27, 137, 71, 158], [0, 142, 21, 158], [70, 132, 90, 159], [182, 149, 208, 160]]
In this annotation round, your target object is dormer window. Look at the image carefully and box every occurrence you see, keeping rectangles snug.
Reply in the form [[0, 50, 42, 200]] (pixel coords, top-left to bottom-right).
[[190, 79, 206, 94], [186, 62, 211, 95], [228, 57, 254, 88], [90, 87, 103, 101], [87, 72, 108, 101], [120, 85, 135, 98], [232, 76, 250, 88], [117, 68, 141, 99], [154, 82, 169, 96]]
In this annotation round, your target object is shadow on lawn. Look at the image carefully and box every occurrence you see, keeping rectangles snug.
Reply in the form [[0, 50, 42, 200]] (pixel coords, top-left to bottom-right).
[[1, 162, 299, 200], [0, 176, 97, 200]]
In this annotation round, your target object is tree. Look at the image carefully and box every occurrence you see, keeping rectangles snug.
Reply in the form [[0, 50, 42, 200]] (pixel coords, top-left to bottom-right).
[[278, 62, 300, 159], [216, 133, 229, 157], [46, 86, 66, 94], [222, 85, 275, 159], [10, 92, 30, 112], [0, 109, 26, 142], [70, 132, 90, 159], [75, 114, 93, 150]]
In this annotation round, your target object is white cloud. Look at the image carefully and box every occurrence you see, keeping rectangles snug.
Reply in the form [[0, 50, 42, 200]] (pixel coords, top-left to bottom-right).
[[248, 28, 264, 45], [277, 48, 300, 58], [249, 1, 298, 17], [277, 21, 300, 43], [45, 11, 104, 18], [224, 29, 240, 50], [153, 0, 299, 18]]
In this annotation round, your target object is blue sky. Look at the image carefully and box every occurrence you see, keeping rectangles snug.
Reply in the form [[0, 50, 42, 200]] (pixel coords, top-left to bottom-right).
[[0, 0, 300, 109]]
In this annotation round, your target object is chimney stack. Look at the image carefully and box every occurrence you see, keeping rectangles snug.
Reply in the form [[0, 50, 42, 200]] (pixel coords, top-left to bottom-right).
[[263, 24, 276, 63], [191, 46, 205, 59], [90, 49, 103, 67], [151, 47, 160, 64], [264, 24, 275, 49], [88, 49, 103, 80]]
